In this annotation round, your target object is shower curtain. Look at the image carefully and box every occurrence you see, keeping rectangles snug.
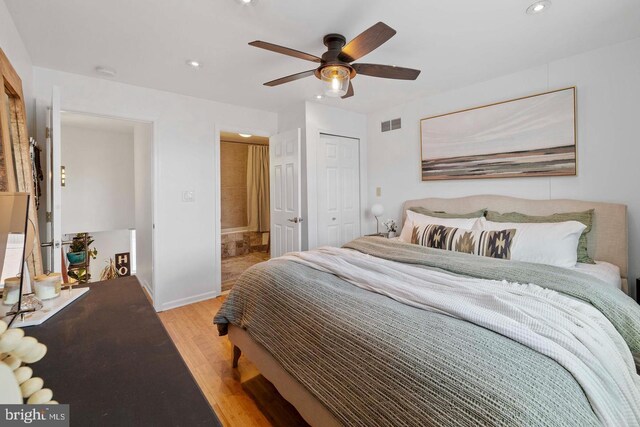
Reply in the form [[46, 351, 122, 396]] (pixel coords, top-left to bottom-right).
[[247, 145, 270, 232]]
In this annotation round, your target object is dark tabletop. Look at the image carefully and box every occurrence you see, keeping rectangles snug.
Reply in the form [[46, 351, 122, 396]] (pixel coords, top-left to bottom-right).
[[27, 276, 221, 427]]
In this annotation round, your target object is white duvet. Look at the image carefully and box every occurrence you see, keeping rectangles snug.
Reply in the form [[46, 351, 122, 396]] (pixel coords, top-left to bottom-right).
[[570, 261, 622, 289], [280, 246, 640, 427]]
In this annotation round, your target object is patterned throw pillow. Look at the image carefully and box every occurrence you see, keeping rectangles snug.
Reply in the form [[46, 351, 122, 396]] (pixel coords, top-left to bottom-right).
[[411, 224, 517, 260]]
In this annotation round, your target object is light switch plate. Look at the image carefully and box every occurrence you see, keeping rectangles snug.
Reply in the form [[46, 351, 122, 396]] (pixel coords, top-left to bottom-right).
[[182, 190, 195, 203]]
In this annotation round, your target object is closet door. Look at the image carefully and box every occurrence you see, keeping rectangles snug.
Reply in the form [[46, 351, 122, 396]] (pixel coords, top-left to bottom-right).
[[317, 134, 360, 247]]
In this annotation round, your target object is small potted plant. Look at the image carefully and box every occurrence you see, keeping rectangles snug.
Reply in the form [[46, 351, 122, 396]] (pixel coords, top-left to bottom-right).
[[66, 233, 98, 265], [383, 219, 398, 238]]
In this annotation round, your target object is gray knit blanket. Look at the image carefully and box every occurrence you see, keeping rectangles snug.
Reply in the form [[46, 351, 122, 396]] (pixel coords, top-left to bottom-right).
[[215, 237, 640, 426]]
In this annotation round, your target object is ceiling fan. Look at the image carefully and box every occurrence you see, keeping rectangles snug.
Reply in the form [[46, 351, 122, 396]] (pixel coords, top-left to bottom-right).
[[249, 22, 421, 99]]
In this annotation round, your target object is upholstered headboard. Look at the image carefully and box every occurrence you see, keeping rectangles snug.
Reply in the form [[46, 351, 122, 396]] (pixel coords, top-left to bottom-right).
[[402, 195, 629, 293]]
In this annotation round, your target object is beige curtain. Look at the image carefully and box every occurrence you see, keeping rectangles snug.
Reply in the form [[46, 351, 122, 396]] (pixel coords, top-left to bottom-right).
[[247, 145, 270, 232]]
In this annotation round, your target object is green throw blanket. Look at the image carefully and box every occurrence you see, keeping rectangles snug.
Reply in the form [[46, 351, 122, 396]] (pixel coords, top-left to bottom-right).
[[215, 237, 640, 426]]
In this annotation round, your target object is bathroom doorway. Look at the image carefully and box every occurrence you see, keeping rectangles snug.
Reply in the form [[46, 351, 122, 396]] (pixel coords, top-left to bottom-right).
[[219, 131, 270, 292]]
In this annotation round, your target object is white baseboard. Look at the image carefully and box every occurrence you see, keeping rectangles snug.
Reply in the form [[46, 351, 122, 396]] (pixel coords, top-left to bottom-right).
[[141, 282, 154, 304], [141, 282, 153, 298], [158, 290, 220, 312], [133, 275, 153, 298]]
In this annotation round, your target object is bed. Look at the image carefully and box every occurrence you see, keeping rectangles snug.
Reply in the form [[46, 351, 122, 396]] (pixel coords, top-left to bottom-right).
[[214, 195, 640, 427]]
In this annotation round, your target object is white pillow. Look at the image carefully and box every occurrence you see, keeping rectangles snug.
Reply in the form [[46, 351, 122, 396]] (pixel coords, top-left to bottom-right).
[[399, 211, 480, 243], [478, 218, 586, 268]]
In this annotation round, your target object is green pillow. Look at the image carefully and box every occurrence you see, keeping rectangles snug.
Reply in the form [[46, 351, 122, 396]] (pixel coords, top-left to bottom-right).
[[485, 209, 595, 264], [409, 207, 487, 219]]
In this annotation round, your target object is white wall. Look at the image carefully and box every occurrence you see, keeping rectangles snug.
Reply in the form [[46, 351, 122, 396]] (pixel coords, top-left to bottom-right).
[[0, 0, 34, 132], [133, 122, 153, 297], [367, 37, 640, 297], [83, 229, 131, 281], [133, 123, 154, 298], [277, 102, 306, 135], [61, 125, 135, 234], [33, 67, 278, 311]]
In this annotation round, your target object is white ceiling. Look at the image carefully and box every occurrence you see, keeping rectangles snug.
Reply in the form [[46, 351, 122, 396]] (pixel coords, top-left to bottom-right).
[[5, 0, 640, 114]]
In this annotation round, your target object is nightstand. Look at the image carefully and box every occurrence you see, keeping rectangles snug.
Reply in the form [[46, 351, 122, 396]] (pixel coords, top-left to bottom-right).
[[365, 232, 389, 238]]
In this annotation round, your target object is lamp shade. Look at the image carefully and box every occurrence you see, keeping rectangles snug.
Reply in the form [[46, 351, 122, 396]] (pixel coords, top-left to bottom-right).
[[321, 65, 350, 98], [370, 204, 384, 217]]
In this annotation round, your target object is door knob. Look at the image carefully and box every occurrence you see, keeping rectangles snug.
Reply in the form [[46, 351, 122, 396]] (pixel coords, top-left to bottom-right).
[[287, 217, 304, 223]]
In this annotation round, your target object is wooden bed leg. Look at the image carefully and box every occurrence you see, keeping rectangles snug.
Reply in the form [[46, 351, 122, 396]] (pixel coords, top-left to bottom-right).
[[232, 345, 241, 368]]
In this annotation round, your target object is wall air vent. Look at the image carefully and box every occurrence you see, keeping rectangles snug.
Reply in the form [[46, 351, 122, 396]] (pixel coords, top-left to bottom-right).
[[381, 118, 401, 132]]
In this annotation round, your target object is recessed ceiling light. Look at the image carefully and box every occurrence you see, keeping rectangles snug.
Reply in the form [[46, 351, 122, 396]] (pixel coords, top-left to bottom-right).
[[315, 95, 323, 99], [186, 60, 201, 69], [236, 0, 255, 4], [95, 66, 117, 78], [526, 1, 551, 15], [238, 133, 252, 138]]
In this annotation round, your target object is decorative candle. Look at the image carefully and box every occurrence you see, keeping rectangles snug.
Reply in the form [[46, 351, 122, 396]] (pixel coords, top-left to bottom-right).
[[33, 273, 62, 301], [2, 277, 21, 305]]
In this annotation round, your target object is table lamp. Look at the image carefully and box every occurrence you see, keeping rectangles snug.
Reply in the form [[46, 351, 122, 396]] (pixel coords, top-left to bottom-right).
[[371, 204, 384, 234]]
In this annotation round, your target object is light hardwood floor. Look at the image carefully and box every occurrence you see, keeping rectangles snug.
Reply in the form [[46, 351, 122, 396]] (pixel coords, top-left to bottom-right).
[[222, 252, 270, 292], [158, 295, 307, 427]]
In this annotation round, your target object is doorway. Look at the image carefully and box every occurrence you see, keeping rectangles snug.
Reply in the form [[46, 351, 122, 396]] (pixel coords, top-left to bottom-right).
[[219, 131, 270, 292], [44, 111, 154, 293]]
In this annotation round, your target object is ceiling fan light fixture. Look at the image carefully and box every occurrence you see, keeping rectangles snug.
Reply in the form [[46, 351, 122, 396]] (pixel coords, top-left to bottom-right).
[[238, 133, 252, 138], [250, 22, 420, 99], [320, 65, 350, 98]]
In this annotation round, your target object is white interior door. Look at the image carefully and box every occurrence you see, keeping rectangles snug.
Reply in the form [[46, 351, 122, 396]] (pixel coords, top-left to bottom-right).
[[270, 128, 302, 257], [45, 86, 62, 273], [317, 134, 360, 247]]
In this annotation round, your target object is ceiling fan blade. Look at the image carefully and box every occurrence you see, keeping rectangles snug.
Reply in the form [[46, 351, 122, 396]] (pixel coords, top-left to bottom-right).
[[264, 69, 316, 87], [249, 41, 322, 63], [341, 81, 354, 99], [339, 22, 396, 63], [352, 63, 421, 80]]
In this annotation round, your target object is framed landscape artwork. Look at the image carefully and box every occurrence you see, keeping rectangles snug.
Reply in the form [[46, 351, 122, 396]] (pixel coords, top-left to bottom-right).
[[420, 87, 576, 181]]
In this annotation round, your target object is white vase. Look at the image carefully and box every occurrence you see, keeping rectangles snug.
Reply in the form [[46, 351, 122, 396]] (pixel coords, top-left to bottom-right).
[[388, 231, 396, 238]]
